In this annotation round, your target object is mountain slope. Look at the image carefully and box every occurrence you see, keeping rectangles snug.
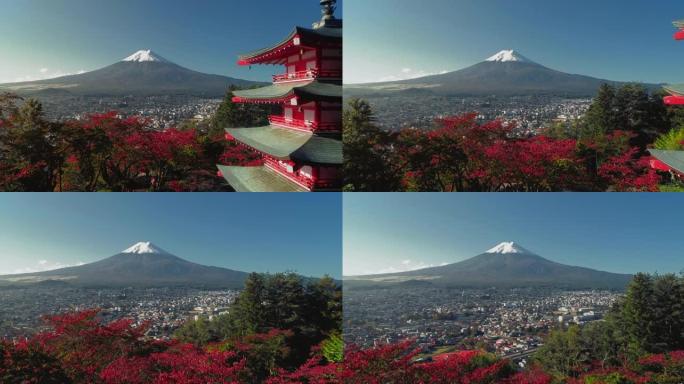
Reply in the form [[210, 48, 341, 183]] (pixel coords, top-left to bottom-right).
[[346, 242, 632, 290], [0, 50, 258, 97], [347, 50, 657, 97], [0, 242, 249, 289]]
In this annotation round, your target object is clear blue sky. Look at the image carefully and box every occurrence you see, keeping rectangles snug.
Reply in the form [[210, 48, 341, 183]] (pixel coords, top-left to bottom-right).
[[0, 194, 342, 278], [345, 0, 684, 84], [0, 0, 343, 83], [344, 194, 684, 276]]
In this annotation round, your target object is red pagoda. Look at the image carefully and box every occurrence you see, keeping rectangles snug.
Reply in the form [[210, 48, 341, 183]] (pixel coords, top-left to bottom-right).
[[217, 0, 342, 192], [663, 20, 684, 106], [650, 19, 684, 175]]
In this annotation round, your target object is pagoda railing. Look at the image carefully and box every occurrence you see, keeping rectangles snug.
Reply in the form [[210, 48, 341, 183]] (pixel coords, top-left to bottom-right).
[[269, 115, 339, 132], [313, 177, 341, 190], [264, 158, 315, 190], [272, 69, 342, 83]]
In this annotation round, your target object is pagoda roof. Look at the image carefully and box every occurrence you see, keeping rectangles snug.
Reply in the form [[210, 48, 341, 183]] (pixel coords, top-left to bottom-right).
[[226, 126, 342, 165], [232, 81, 341, 104], [649, 149, 684, 174], [664, 84, 684, 97], [238, 26, 342, 65], [217, 165, 308, 192]]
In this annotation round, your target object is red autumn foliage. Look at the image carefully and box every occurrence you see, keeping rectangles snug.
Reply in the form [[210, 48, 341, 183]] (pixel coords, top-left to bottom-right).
[[219, 143, 264, 167], [4, 312, 684, 384], [268, 340, 553, 384], [544, 351, 684, 384], [395, 113, 660, 191], [476, 136, 587, 191], [0, 310, 262, 383], [1, 310, 555, 384], [30, 309, 152, 380], [100, 343, 246, 384], [62, 113, 205, 191], [563, 351, 684, 384], [598, 148, 661, 192], [0, 110, 228, 192]]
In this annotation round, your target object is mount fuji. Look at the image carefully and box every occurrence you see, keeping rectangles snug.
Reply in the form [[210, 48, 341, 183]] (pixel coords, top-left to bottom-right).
[[346, 242, 633, 290], [0, 242, 249, 288], [0, 50, 258, 97], [347, 50, 657, 97]]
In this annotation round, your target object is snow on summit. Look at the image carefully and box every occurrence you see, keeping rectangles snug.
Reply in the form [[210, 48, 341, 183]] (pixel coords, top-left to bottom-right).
[[486, 242, 531, 254], [122, 242, 166, 254], [122, 50, 170, 63], [486, 50, 534, 63]]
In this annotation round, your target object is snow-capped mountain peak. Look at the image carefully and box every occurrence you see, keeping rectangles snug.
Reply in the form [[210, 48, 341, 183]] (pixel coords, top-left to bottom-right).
[[122, 242, 166, 254], [485, 50, 534, 63], [486, 242, 531, 254], [122, 50, 170, 63]]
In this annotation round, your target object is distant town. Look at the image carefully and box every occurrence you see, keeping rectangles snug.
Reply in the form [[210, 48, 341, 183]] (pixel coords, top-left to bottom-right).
[[356, 94, 592, 135], [0, 286, 240, 340], [36, 95, 223, 130], [344, 286, 620, 367]]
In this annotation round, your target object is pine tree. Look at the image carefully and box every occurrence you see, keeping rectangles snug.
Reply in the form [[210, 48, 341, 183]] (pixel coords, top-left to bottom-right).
[[343, 98, 401, 191], [650, 274, 684, 351], [621, 273, 656, 355], [209, 86, 270, 136], [582, 83, 616, 137]]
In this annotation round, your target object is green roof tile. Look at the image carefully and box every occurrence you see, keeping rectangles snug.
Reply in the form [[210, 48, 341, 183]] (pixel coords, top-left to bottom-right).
[[226, 126, 342, 165], [649, 149, 684, 174], [217, 165, 308, 192], [233, 81, 341, 102]]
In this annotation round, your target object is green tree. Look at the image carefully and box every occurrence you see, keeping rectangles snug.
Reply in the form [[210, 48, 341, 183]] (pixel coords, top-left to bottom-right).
[[581, 84, 671, 150], [654, 126, 684, 150], [224, 272, 268, 337], [580, 318, 625, 369], [621, 273, 656, 355], [178, 273, 342, 371], [174, 316, 212, 346], [582, 83, 617, 138], [342, 98, 401, 191], [0, 97, 64, 191], [0, 93, 21, 118], [321, 332, 344, 363], [209, 86, 271, 136], [535, 325, 587, 378], [535, 273, 684, 382], [650, 274, 684, 351]]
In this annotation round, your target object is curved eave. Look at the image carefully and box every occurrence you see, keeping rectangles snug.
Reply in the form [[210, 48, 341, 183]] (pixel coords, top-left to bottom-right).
[[232, 81, 342, 104], [664, 84, 684, 97], [237, 26, 343, 66], [664, 95, 684, 106], [216, 165, 308, 192], [649, 150, 684, 174], [664, 85, 684, 106], [674, 21, 684, 40], [226, 126, 342, 165]]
